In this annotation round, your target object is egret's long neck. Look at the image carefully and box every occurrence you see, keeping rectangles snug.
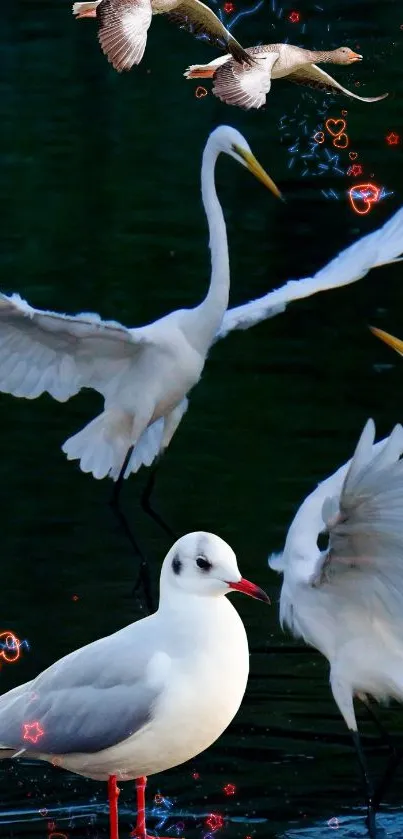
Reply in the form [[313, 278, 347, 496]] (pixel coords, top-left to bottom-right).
[[183, 142, 230, 355]]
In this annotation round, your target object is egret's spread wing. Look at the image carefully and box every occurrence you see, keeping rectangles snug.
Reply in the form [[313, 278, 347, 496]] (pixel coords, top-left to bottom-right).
[[216, 206, 403, 340], [97, 0, 152, 71], [0, 623, 163, 754], [286, 64, 388, 102], [165, 0, 252, 65], [0, 292, 150, 403], [317, 420, 403, 593], [212, 51, 277, 109]]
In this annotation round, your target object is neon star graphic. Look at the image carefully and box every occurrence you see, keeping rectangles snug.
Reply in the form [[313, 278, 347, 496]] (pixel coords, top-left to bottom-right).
[[223, 2, 234, 12], [386, 132, 400, 146], [288, 10, 300, 23], [348, 163, 363, 177], [23, 721, 44, 744]]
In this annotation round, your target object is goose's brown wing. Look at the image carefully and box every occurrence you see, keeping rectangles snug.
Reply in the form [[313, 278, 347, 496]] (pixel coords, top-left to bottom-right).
[[165, 0, 253, 65], [286, 63, 388, 102], [97, 0, 152, 72]]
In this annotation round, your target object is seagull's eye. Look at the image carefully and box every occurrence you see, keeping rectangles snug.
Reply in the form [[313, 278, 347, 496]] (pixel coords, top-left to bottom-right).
[[196, 556, 212, 572]]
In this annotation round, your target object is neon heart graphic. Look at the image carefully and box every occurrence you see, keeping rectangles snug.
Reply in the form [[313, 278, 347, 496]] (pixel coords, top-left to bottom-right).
[[325, 118, 346, 138], [348, 183, 380, 215], [333, 133, 349, 149], [195, 86, 207, 98], [313, 131, 325, 144], [349, 152, 358, 160]]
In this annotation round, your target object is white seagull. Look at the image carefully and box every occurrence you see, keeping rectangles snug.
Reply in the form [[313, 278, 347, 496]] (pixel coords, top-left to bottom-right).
[[0, 531, 269, 839], [269, 419, 403, 836], [184, 44, 388, 110], [72, 0, 253, 72]]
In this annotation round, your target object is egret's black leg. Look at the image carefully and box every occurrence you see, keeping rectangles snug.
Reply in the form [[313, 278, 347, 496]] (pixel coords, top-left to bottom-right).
[[360, 695, 394, 748], [359, 694, 403, 810], [350, 730, 376, 837], [109, 447, 155, 615], [372, 748, 403, 811], [140, 461, 177, 539]]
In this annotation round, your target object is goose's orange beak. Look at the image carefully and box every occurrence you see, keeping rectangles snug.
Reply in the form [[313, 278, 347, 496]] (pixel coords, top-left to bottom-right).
[[349, 51, 363, 62]]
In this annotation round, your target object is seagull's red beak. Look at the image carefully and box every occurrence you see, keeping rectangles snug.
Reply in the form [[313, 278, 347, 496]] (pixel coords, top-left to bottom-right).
[[227, 578, 270, 603]]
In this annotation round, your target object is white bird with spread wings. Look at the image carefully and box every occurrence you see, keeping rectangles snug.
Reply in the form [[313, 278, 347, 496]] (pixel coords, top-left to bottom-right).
[[269, 419, 403, 836], [0, 203, 402, 487], [73, 0, 253, 72]]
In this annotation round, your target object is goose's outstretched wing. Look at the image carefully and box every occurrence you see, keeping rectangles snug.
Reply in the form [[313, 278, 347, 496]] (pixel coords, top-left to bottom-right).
[[216, 206, 403, 340], [286, 63, 388, 102], [97, 0, 153, 71], [164, 0, 253, 65], [0, 293, 152, 402], [212, 51, 278, 109]]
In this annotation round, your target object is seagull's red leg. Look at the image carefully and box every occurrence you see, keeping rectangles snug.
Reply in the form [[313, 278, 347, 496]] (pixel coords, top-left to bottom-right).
[[108, 774, 120, 839], [134, 776, 148, 839]]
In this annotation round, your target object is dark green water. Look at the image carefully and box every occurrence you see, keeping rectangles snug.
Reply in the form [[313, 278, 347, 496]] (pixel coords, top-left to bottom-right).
[[1, 0, 403, 836]]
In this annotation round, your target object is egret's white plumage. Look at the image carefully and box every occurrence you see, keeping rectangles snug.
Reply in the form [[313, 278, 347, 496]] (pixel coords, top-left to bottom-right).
[[0, 198, 403, 482], [0, 532, 269, 836], [269, 419, 403, 734], [0, 125, 280, 482]]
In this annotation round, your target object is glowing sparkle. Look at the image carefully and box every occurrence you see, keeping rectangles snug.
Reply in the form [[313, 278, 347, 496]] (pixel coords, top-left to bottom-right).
[[205, 814, 225, 832], [154, 794, 163, 805], [23, 721, 44, 744], [223, 783, 236, 796], [288, 10, 300, 23], [386, 132, 400, 145], [192, 771, 200, 779]]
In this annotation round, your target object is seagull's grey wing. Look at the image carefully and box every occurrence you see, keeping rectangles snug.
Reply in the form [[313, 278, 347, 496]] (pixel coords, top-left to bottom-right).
[[0, 623, 162, 754], [164, 0, 252, 65], [97, 0, 152, 71], [0, 292, 152, 402], [286, 64, 388, 102], [316, 421, 403, 597], [212, 52, 278, 110]]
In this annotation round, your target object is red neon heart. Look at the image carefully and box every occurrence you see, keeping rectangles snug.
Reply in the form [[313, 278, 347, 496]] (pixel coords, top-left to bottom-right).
[[348, 183, 380, 215], [195, 86, 207, 98], [313, 131, 325, 144], [326, 118, 346, 138], [349, 151, 358, 160], [333, 132, 349, 149]]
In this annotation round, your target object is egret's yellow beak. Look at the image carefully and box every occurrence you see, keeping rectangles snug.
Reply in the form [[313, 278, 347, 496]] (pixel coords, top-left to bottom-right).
[[232, 144, 283, 200], [370, 326, 403, 357]]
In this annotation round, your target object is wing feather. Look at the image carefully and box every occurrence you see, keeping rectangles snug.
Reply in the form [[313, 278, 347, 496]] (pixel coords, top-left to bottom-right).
[[0, 292, 150, 403], [97, 0, 152, 71], [215, 206, 403, 340], [0, 622, 161, 754], [212, 52, 277, 109], [165, 0, 252, 65], [286, 63, 388, 102]]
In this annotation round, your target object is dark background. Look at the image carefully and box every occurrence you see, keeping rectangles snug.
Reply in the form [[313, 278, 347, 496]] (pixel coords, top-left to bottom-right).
[[1, 0, 403, 836]]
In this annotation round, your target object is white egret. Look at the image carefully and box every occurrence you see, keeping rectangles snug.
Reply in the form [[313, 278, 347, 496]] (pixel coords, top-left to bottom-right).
[[0, 124, 280, 609], [269, 419, 403, 836], [0, 192, 403, 574], [72, 0, 252, 72], [0, 531, 269, 839], [184, 44, 388, 110]]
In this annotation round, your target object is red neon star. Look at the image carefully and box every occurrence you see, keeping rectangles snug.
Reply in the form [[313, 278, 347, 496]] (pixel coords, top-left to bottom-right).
[[23, 721, 44, 744], [347, 163, 363, 177], [205, 813, 225, 832], [223, 783, 236, 796], [288, 10, 300, 23], [223, 2, 234, 12], [386, 132, 400, 146]]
